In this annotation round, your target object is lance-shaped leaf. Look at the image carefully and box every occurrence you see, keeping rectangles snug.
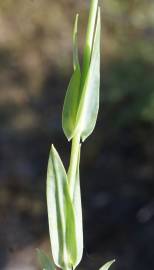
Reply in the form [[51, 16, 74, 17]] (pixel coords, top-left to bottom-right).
[[99, 260, 115, 270], [75, 7, 101, 141], [47, 145, 78, 269], [36, 249, 56, 270], [62, 14, 81, 140]]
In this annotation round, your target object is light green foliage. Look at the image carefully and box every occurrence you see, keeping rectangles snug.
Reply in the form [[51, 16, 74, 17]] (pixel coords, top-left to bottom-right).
[[99, 260, 115, 270], [36, 249, 56, 270], [75, 8, 101, 141], [39, 1, 115, 270], [46, 145, 83, 270], [103, 0, 154, 127], [62, 3, 101, 142], [47, 145, 78, 269]]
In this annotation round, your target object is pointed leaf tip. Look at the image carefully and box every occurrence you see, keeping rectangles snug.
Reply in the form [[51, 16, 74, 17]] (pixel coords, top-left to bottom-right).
[[51, 144, 54, 150], [99, 259, 115, 270], [51, 144, 58, 155]]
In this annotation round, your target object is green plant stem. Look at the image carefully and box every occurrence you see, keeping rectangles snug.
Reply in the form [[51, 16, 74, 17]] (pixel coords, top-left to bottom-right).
[[68, 133, 80, 197], [81, 0, 98, 87]]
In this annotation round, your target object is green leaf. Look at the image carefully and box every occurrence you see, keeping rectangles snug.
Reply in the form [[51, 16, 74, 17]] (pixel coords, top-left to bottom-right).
[[99, 260, 115, 270], [75, 7, 101, 141], [36, 249, 56, 270], [46, 145, 78, 269], [62, 6, 101, 142], [62, 14, 81, 140]]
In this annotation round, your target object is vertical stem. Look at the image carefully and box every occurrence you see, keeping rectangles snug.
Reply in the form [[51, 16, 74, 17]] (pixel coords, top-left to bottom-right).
[[81, 0, 98, 87], [68, 133, 80, 196]]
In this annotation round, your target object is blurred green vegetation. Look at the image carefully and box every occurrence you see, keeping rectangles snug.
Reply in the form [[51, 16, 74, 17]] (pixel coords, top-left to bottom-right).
[[102, 0, 154, 126]]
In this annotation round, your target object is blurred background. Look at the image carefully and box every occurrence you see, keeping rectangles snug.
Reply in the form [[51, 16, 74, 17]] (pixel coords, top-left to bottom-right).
[[0, 0, 154, 269]]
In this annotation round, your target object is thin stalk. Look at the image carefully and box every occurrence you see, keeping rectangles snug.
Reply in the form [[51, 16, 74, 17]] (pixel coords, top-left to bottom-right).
[[68, 133, 80, 197], [81, 0, 98, 87]]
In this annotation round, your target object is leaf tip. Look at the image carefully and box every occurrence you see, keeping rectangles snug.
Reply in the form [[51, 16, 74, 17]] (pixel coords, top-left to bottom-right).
[[51, 144, 56, 153], [74, 13, 79, 32], [50, 144, 58, 159], [76, 13, 79, 20], [111, 259, 116, 264], [99, 259, 115, 270]]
